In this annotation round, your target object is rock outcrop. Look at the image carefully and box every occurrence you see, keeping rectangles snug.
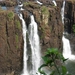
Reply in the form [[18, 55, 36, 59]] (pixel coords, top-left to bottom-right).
[[0, 0, 17, 7], [0, 10, 23, 75]]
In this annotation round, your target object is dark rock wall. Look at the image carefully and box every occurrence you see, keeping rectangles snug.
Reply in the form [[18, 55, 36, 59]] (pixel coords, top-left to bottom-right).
[[65, 1, 75, 55], [57, 0, 75, 55]]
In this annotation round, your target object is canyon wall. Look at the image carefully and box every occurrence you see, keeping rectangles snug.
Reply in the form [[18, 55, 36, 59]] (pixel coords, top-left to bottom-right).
[[0, 0, 75, 75], [56, 0, 75, 55], [0, 10, 23, 75], [22, 1, 63, 55]]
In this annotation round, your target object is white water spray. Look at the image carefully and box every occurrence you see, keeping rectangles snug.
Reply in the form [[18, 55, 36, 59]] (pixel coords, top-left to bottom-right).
[[19, 13, 29, 75], [52, 0, 57, 6], [62, 34, 71, 59], [28, 15, 41, 75], [62, 34, 75, 60]]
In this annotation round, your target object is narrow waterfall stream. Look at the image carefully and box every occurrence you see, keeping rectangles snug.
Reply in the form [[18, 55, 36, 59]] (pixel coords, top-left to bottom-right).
[[17, 0, 41, 74], [19, 13, 29, 75], [61, 0, 75, 60], [36, 0, 43, 5], [61, 0, 65, 24], [61, 1, 75, 75], [52, 0, 57, 6], [62, 33, 71, 59], [28, 15, 41, 75]]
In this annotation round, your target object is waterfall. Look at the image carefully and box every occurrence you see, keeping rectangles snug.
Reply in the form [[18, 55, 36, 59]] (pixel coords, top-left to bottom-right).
[[52, 0, 57, 6], [61, 0, 65, 24], [62, 34, 71, 59], [17, 0, 41, 74], [61, 0, 75, 60], [36, 0, 43, 5], [28, 15, 41, 75], [19, 13, 29, 75]]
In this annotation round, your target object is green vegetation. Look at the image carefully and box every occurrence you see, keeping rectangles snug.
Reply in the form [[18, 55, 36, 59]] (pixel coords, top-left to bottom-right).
[[24, 2, 33, 6], [15, 34, 19, 49], [72, 24, 75, 33], [15, 20, 21, 30], [41, 6, 49, 15], [38, 48, 71, 75], [24, 2, 40, 9], [7, 11, 14, 20], [15, 34, 19, 43]]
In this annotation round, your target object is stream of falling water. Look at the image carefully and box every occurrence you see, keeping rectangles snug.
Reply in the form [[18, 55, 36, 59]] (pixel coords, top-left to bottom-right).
[[19, 13, 29, 75], [18, 10, 41, 75], [61, 1, 75, 75], [28, 15, 41, 75], [61, 0, 65, 24], [52, 0, 57, 6], [61, 0, 75, 60], [36, 0, 43, 5], [17, 0, 41, 74]]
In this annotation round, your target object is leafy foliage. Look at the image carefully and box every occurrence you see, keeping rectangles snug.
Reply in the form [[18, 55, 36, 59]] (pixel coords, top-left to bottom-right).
[[38, 48, 71, 75], [41, 6, 49, 15]]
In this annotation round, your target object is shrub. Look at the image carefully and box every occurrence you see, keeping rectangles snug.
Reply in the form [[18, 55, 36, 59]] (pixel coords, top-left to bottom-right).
[[41, 6, 49, 15], [38, 48, 71, 75], [7, 11, 14, 20]]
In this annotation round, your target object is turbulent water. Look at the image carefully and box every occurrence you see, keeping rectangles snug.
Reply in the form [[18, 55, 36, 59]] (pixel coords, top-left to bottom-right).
[[28, 15, 41, 75], [62, 34, 71, 59]]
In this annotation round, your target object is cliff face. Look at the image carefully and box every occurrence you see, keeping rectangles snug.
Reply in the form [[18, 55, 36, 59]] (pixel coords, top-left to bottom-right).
[[1, 0, 75, 75], [0, 11, 23, 75], [23, 1, 63, 55], [56, 0, 75, 54], [64, 1, 75, 55]]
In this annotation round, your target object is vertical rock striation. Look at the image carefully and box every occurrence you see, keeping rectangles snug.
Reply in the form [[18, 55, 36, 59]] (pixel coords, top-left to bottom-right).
[[0, 11, 23, 74]]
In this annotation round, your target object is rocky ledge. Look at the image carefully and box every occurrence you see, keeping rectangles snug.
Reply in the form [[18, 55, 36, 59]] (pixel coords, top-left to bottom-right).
[[0, 0, 17, 7]]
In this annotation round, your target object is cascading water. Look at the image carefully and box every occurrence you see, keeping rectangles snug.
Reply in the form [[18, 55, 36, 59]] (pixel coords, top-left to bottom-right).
[[28, 15, 41, 75], [61, 0, 75, 60], [61, 1, 75, 75], [52, 0, 57, 6], [19, 13, 29, 75], [62, 33, 71, 59], [61, 0, 65, 24], [17, 0, 41, 74], [36, 0, 43, 5]]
